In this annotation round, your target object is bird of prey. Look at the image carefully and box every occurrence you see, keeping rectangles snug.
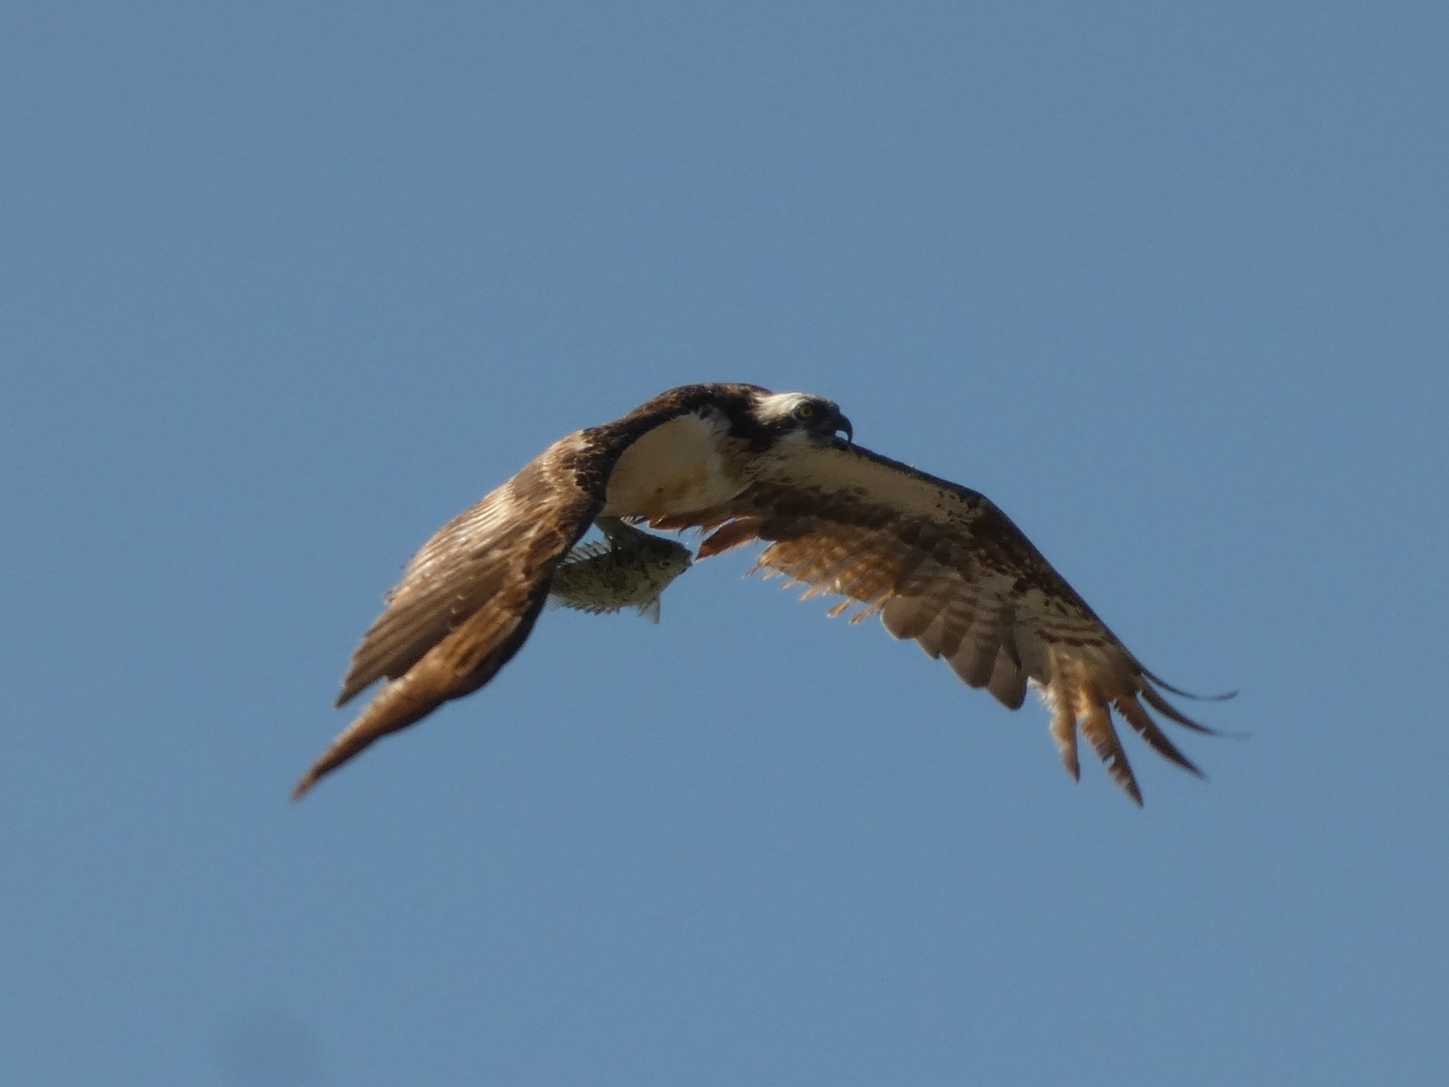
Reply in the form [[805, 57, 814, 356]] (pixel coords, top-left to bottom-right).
[[294, 382, 1229, 803]]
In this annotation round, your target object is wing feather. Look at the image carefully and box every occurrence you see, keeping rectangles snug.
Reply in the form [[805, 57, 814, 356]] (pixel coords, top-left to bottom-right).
[[336, 440, 597, 706], [881, 594, 938, 640], [691, 440, 1224, 804], [1078, 695, 1142, 806], [1115, 693, 1204, 776], [295, 434, 603, 798], [987, 652, 1028, 710], [948, 633, 999, 689]]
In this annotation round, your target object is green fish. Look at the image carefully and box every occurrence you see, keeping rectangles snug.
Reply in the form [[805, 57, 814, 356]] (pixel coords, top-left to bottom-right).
[[548, 517, 692, 623]]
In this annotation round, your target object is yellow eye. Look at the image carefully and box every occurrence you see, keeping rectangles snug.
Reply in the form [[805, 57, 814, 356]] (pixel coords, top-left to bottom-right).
[[793, 402, 816, 421]]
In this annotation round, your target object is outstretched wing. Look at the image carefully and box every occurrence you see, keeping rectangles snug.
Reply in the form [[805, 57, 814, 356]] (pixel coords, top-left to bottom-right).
[[666, 441, 1224, 805], [294, 434, 603, 798]]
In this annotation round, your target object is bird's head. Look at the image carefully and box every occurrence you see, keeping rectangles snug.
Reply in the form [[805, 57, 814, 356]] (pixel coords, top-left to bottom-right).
[[748, 390, 854, 447]]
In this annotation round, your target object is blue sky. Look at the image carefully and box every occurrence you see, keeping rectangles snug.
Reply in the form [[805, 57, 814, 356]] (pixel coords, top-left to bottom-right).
[[4, 2, 1446, 1084]]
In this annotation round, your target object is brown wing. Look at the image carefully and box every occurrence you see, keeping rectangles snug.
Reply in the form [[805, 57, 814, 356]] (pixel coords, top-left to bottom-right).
[[293, 433, 603, 799], [668, 440, 1224, 805]]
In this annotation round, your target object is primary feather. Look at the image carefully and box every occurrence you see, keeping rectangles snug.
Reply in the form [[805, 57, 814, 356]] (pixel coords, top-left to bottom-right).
[[676, 439, 1229, 805]]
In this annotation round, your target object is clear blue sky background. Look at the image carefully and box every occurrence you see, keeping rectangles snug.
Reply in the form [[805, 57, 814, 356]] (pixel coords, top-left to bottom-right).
[[5, 3, 1446, 1084]]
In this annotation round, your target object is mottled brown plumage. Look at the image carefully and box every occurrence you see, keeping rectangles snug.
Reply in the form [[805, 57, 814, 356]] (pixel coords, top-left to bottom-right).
[[294, 384, 768, 798], [668, 439, 1229, 805], [295, 382, 1229, 803]]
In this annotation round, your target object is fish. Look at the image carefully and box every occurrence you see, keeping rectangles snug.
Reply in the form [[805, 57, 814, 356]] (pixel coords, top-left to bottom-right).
[[547, 517, 693, 623]]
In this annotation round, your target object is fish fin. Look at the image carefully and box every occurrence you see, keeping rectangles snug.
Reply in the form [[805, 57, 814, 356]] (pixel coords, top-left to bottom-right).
[[638, 598, 662, 624], [560, 540, 610, 565]]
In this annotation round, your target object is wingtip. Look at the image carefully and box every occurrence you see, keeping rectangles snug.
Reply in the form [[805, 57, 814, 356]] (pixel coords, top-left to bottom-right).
[[1143, 670, 1239, 703], [1177, 755, 1208, 781], [1054, 738, 1081, 783], [334, 680, 359, 710], [1111, 762, 1145, 807], [290, 773, 318, 803]]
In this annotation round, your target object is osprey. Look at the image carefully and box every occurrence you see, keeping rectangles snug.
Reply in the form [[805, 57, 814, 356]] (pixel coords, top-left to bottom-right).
[[295, 383, 1230, 804]]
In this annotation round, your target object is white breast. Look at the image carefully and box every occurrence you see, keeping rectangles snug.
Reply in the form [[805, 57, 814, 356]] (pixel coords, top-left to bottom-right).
[[602, 411, 745, 517]]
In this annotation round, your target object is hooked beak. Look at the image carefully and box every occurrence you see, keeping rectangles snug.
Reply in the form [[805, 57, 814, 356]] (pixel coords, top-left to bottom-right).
[[834, 412, 854, 445]]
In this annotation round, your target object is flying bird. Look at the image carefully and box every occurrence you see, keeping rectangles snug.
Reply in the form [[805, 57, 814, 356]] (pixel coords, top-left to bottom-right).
[[294, 382, 1230, 803]]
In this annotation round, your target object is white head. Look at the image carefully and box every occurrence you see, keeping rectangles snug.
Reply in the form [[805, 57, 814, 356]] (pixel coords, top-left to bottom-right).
[[748, 389, 854, 445]]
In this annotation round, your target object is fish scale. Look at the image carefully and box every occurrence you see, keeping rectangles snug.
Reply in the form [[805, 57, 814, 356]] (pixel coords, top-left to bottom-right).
[[547, 519, 693, 622]]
